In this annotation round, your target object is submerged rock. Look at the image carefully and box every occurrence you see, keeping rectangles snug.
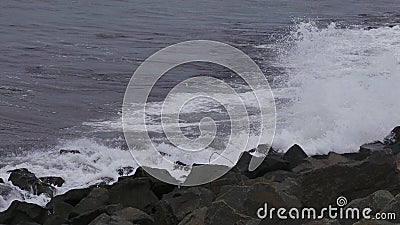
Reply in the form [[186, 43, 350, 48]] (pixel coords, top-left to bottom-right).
[[39, 176, 65, 187], [116, 166, 135, 176], [7, 168, 55, 197], [60, 149, 81, 154]]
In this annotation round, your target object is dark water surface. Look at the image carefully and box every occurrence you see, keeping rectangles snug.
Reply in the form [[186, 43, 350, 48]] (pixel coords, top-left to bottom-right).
[[1, 0, 400, 154]]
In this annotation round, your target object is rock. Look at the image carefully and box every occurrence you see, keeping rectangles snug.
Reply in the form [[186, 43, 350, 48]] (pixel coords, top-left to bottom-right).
[[73, 187, 110, 214], [47, 187, 91, 208], [88, 213, 132, 225], [380, 193, 400, 223], [263, 170, 298, 182], [49, 201, 74, 222], [302, 219, 341, 225], [183, 164, 231, 186], [109, 177, 158, 212], [60, 149, 81, 154], [153, 200, 178, 225], [342, 148, 372, 161], [117, 166, 135, 176], [178, 207, 207, 225], [205, 200, 260, 225], [69, 207, 108, 225], [360, 141, 387, 152], [88, 213, 111, 225], [300, 150, 400, 209], [384, 126, 400, 145], [201, 170, 248, 195], [132, 167, 176, 199], [216, 181, 301, 217], [235, 152, 290, 179], [112, 207, 154, 225], [283, 144, 308, 169], [7, 168, 55, 197], [0, 201, 47, 225], [293, 152, 351, 173], [162, 187, 214, 221], [346, 190, 394, 214], [39, 176, 65, 187], [0, 178, 3, 183]]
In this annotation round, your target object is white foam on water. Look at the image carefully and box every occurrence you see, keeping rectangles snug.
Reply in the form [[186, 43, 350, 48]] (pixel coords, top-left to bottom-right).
[[272, 22, 400, 154], [0, 138, 136, 212]]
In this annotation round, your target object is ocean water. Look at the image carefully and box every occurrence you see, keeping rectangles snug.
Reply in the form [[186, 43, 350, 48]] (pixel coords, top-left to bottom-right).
[[1, 0, 400, 211]]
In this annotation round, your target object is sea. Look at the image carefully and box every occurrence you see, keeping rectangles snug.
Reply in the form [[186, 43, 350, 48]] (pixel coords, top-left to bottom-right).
[[1, 0, 400, 211]]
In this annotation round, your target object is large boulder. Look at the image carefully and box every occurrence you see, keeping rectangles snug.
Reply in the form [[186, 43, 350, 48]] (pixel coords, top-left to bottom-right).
[[178, 207, 208, 225], [235, 152, 290, 179], [108, 177, 158, 212], [112, 207, 154, 225], [380, 193, 400, 223], [205, 200, 260, 225], [73, 187, 110, 215], [216, 181, 301, 217], [0, 201, 47, 225], [283, 144, 308, 169], [384, 126, 400, 154], [132, 167, 177, 199], [346, 190, 394, 214], [162, 187, 214, 221], [300, 150, 400, 209], [153, 200, 178, 225], [7, 168, 55, 197]]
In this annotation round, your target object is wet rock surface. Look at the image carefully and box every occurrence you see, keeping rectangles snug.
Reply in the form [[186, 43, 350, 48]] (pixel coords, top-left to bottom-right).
[[1, 127, 400, 224]]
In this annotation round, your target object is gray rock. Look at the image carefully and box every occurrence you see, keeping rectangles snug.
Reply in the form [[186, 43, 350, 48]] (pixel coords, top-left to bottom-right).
[[178, 207, 208, 225], [183, 164, 231, 186], [380, 193, 400, 223], [7, 168, 55, 197], [132, 167, 177, 199], [235, 152, 290, 179], [88, 213, 132, 225], [0, 178, 3, 183], [153, 200, 178, 225], [283, 144, 308, 169], [109, 177, 158, 212], [205, 200, 260, 225], [346, 190, 394, 214], [112, 207, 154, 225], [0, 201, 47, 225], [163, 187, 214, 221], [74, 187, 110, 214], [216, 182, 301, 216], [300, 150, 400, 209], [263, 170, 298, 182]]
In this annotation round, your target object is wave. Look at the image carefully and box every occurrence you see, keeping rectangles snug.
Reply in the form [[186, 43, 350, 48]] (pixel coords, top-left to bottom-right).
[[272, 22, 400, 154]]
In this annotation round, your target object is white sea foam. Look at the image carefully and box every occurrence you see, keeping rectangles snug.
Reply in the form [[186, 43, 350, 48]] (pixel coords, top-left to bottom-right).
[[273, 22, 400, 154]]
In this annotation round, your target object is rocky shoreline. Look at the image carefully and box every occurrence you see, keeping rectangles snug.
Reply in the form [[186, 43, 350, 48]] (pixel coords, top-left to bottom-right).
[[1, 127, 400, 225]]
